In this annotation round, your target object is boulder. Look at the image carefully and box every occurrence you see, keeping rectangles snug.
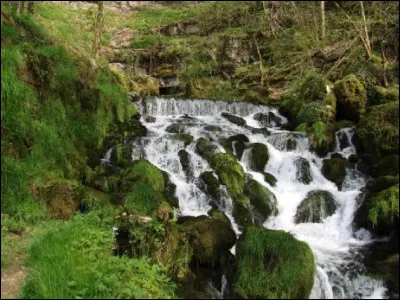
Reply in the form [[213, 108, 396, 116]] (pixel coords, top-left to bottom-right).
[[221, 112, 246, 126], [295, 190, 338, 223], [263, 172, 278, 187], [308, 122, 335, 157], [321, 157, 347, 190], [248, 143, 269, 172], [253, 112, 282, 127], [110, 144, 133, 168], [196, 138, 219, 162], [234, 226, 315, 299], [333, 74, 367, 122], [295, 157, 313, 184]]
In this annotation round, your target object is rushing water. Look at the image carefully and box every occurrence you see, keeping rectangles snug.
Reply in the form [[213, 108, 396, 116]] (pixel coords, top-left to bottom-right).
[[111, 96, 388, 299]]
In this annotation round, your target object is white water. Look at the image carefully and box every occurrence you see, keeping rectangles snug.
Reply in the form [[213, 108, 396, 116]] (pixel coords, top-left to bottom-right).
[[122, 97, 387, 299]]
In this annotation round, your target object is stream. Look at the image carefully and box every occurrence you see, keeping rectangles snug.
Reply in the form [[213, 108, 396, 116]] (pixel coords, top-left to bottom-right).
[[111, 97, 388, 299]]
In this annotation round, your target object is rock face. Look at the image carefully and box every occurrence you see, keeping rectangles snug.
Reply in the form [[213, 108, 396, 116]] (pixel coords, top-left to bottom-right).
[[248, 143, 269, 172], [321, 157, 347, 190], [295, 157, 313, 184], [333, 74, 367, 122], [244, 179, 278, 224], [234, 226, 315, 299], [295, 190, 338, 223]]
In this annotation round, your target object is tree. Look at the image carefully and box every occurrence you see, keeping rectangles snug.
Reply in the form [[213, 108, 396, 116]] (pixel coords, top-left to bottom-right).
[[360, 1, 372, 59], [92, 1, 104, 56]]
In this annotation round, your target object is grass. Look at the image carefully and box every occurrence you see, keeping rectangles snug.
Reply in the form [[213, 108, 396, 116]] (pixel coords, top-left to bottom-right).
[[124, 184, 164, 216], [235, 226, 315, 299], [20, 213, 176, 299]]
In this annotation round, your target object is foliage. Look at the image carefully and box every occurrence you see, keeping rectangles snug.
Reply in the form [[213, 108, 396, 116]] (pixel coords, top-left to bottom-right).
[[124, 183, 164, 216], [20, 213, 176, 299], [368, 185, 399, 229]]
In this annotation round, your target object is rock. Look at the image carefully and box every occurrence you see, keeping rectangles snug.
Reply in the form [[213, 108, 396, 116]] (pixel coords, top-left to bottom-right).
[[199, 171, 221, 202], [367, 85, 399, 106], [234, 226, 315, 299], [295, 102, 333, 126], [162, 171, 179, 208], [177, 133, 194, 146], [295, 157, 313, 184], [321, 157, 347, 190], [205, 125, 222, 132], [178, 149, 191, 176], [145, 115, 156, 123], [253, 112, 282, 127], [124, 183, 164, 215], [337, 130, 350, 150], [196, 138, 219, 162], [366, 176, 399, 194], [229, 134, 249, 160], [208, 208, 232, 227], [333, 74, 367, 122], [295, 190, 338, 223], [348, 154, 359, 164], [298, 72, 329, 103], [156, 201, 173, 222], [244, 179, 278, 224], [166, 124, 186, 134], [221, 112, 246, 126], [219, 137, 233, 154], [110, 144, 133, 168], [120, 160, 165, 192], [180, 217, 236, 265], [263, 172, 277, 187], [245, 126, 270, 136], [354, 101, 399, 157], [308, 122, 335, 157], [248, 143, 269, 172], [286, 138, 297, 151], [358, 154, 399, 178]]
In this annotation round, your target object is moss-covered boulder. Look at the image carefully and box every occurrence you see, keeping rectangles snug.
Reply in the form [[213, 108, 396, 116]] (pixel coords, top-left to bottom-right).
[[367, 85, 399, 106], [308, 122, 335, 157], [162, 171, 179, 208], [229, 134, 249, 160], [166, 124, 186, 134], [221, 112, 246, 127], [354, 101, 399, 157], [124, 183, 165, 215], [208, 208, 232, 227], [333, 74, 367, 122], [110, 144, 133, 168], [156, 201, 173, 222], [120, 160, 165, 192], [321, 157, 347, 190], [196, 138, 219, 162], [181, 216, 236, 265], [177, 133, 194, 147], [367, 185, 399, 235], [263, 172, 277, 187], [298, 72, 328, 103], [234, 226, 315, 299], [366, 176, 399, 194], [295, 190, 338, 223], [199, 171, 221, 202], [254, 112, 282, 128], [244, 179, 278, 224], [36, 179, 85, 219], [178, 149, 191, 175], [295, 157, 313, 184], [248, 143, 269, 172], [295, 102, 333, 126]]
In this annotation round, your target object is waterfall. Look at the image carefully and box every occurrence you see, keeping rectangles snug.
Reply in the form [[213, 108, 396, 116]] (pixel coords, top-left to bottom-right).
[[125, 97, 386, 299]]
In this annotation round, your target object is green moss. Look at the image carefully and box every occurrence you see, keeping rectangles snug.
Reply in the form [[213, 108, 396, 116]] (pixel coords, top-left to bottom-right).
[[210, 153, 245, 204], [178, 133, 194, 146], [321, 157, 347, 190], [298, 71, 328, 103], [263, 172, 278, 187], [354, 101, 399, 156], [249, 143, 269, 172], [244, 179, 277, 223], [200, 171, 220, 200], [295, 102, 333, 126], [235, 226, 315, 299], [186, 77, 239, 101], [121, 160, 165, 192], [195, 138, 219, 162], [295, 123, 308, 132], [333, 74, 367, 122], [368, 85, 399, 106], [368, 185, 399, 230], [124, 183, 164, 216], [110, 144, 133, 168], [308, 122, 335, 156], [221, 112, 246, 127]]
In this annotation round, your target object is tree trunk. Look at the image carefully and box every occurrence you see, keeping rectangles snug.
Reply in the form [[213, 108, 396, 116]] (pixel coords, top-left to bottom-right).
[[19, 1, 25, 14], [92, 1, 104, 56], [381, 43, 388, 87], [360, 1, 372, 59], [321, 1, 326, 44], [27, 1, 34, 14]]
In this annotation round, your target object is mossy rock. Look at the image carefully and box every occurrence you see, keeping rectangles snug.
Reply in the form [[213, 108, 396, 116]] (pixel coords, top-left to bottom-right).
[[178, 149, 191, 175], [333, 74, 367, 122], [204, 125, 222, 132], [366, 176, 399, 194], [196, 138, 219, 162], [177, 133, 194, 147], [162, 171, 179, 208], [129, 74, 159, 96], [208, 208, 232, 228], [295, 157, 313, 185], [110, 144, 133, 168], [229, 134, 249, 160], [353, 101, 399, 157], [263, 172, 277, 187], [219, 137, 233, 154], [120, 160, 165, 192], [199, 171, 221, 201], [308, 122, 335, 157], [37, 179, 84, 219], [367, 185, 399, 235], [254, 112, 282, 128], [156, 201, 173, 222], [295, 123, 308, 132], [367, 85, 399, 106], [181, 217, 236, 265], [248, 143, 269, 172], [298, 72, 328, 103], [94, 164, 114, 176], [166, 124, 186, 134], [279, 98, 302, 122], [124, 183, 164, 216], [295, 190, 338, 223], [358, 154, 399, 178], [232, 200, 253, 229], [244, 179, 278, 224], [295, 102, 333, 126], [210, 153, 245, 198], [321, 157, 347, 190], [221, 112, 246, 127], [234, 226, 315, 299]]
